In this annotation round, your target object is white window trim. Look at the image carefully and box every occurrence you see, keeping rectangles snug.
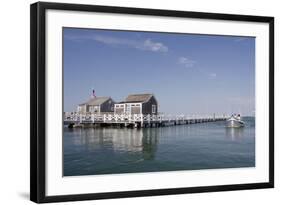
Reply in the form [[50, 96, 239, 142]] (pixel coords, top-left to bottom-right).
[[91, 105, 99, 113], [114, 104, 126, 114], [152, 105, 156, 114]]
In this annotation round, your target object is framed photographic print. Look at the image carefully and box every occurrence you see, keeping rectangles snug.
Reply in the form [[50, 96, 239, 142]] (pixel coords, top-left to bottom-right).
[[30, 2, 274, 203]]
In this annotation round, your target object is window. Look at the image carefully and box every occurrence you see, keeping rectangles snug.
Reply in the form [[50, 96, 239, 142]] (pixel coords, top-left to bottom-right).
[[93, 106, 99, 113], [88, 106, 98, 113], [152, 105, 156, 114], [89, 106, 93, 112]]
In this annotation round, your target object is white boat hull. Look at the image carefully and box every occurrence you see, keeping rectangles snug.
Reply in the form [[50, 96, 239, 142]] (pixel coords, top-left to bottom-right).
[[226, 118, 245, 128]]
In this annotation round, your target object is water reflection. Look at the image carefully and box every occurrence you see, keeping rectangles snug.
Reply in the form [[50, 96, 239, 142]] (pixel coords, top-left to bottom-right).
[[141, 129, 158, 160], [64, 118, 256, 176], [225, 127, 244, 141], [68, 128, 158, 159]]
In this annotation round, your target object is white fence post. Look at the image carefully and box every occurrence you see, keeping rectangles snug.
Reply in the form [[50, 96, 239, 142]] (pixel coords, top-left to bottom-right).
[[79, 114, 82, 123]]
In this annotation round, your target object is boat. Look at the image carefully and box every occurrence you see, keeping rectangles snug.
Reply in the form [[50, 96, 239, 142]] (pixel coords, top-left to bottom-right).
[[226, 115, 245, 128]]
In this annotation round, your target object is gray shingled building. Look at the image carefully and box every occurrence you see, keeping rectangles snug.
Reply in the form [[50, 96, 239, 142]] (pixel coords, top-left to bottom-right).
[[77, 97, 115, 114], [114, 94, 158, 115]]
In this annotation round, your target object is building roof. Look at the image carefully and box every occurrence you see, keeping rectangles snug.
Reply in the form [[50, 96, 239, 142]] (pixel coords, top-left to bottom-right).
[[123, 94, 154, 103], [79, 97, 111, 106]]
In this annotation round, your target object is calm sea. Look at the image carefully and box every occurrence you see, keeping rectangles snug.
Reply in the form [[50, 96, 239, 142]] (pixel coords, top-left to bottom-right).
[[63, 117, 255, 176]]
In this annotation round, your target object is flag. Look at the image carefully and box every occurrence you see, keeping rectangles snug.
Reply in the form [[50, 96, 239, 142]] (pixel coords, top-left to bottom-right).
[[92, 89, 96, 98]]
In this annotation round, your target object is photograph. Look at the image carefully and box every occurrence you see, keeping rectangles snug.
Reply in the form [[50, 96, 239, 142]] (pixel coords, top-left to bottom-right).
[[30, 2, 274, 202], [63, 27, 256, 176]]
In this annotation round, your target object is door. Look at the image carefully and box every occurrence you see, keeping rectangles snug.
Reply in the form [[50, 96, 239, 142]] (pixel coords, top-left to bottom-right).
[[125, 104, 131, 115]]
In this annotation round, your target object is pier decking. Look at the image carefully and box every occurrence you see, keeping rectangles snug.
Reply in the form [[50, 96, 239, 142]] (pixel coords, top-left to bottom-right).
[[64, 113, 228, 128]]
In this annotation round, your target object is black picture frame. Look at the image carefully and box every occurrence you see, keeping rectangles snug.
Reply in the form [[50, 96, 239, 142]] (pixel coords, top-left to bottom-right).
[[30, 2, 274, 203]]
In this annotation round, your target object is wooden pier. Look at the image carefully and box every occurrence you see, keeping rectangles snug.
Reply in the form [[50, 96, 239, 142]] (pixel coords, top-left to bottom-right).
[[64, 112, 228, 128]]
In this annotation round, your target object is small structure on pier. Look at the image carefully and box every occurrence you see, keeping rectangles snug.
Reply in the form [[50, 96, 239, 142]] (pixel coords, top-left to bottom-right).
[[64, 92, 228, 129], [77, 97, 115, 114], [114, 94, 158, 115]]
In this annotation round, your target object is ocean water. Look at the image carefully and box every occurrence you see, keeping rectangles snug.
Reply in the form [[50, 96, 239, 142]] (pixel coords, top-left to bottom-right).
[[63, 117, 255, 176]]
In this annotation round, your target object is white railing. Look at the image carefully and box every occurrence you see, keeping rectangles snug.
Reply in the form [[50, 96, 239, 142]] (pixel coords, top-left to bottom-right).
[[64, 112, 228, 124]]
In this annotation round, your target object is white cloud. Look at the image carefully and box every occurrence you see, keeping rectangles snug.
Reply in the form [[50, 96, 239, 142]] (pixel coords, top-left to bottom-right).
[[178, 57, 196, 68], [65, 34, 168, 53], [142, 39, 168, 52], [178, 57, 217, 79]]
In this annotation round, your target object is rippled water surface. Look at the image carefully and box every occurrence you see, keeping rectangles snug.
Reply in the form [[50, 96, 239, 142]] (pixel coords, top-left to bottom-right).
[[63, 117, 255, 176]]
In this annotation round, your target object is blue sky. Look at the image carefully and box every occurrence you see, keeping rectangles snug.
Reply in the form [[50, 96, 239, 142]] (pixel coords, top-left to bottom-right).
[[63, 28, 255, 116]]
